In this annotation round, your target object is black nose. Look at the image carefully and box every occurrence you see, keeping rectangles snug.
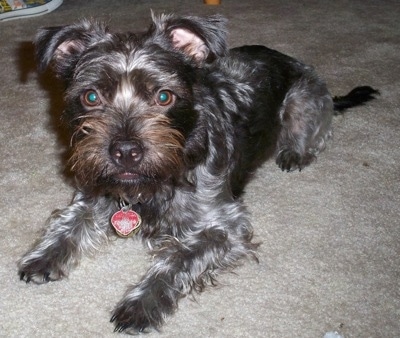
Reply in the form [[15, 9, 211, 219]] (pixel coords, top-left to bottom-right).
[[109, 141, 143, 168]]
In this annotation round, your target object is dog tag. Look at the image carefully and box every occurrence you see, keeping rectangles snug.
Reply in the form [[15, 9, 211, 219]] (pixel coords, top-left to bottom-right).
[[111, 208, 142, 237]]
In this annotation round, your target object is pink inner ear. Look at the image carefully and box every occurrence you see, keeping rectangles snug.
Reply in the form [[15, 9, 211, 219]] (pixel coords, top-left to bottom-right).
[[56, 40, 85, 58], [170, 28, 209, 62]]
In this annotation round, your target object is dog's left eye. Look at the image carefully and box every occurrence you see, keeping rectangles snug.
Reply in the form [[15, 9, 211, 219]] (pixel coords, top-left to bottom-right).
[[156, 90, 175, 106], [82, 90, 101, 107]]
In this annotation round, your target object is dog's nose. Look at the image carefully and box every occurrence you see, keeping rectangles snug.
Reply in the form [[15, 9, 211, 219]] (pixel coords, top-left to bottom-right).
[[109, 141, 143, 168]]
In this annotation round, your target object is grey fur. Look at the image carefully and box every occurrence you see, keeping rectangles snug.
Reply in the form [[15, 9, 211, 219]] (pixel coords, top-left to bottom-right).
[[18, 13, 378, 334]]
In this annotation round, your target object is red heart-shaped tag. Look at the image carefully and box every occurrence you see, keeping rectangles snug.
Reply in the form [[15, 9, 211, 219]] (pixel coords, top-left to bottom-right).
[[111, 209, 142, 237]]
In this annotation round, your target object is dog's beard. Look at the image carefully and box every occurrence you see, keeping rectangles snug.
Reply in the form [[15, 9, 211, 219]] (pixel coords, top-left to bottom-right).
[[69, 110, 185, 200]]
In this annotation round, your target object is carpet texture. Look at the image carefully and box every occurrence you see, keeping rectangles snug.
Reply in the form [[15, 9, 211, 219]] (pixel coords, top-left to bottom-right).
[[1, 1, 399, 337]]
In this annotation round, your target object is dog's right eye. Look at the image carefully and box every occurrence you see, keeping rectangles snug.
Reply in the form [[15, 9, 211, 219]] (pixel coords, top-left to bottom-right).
[[155, 90, 175, 106], [82, 90, 101, 107]]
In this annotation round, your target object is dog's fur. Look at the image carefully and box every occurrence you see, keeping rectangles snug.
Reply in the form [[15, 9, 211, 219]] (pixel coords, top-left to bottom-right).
[[18, 13, 378, 334]]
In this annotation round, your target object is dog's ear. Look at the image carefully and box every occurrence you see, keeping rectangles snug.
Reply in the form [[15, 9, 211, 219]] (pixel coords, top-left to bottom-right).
[[151, 13, 228, 64], [35, 20, 110, 77]]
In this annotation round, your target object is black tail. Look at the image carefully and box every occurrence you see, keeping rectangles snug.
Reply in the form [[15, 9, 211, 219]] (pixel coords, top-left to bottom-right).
[[333, 86, 379, 115]]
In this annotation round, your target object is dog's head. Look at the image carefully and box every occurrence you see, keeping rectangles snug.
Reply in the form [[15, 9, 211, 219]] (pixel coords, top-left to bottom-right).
[[36, 13, 227, 200]]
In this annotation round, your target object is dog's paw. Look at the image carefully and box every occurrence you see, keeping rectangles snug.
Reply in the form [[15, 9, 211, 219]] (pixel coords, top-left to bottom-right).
[[111, 298, 160, 335], [276, 149, 314, 172], [18, 256, 65, 284], [111, 282, 176, 335]]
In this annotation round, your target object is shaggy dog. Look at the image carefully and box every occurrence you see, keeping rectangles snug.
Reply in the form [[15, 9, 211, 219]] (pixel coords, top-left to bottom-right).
[[18, 13, 378, 334]]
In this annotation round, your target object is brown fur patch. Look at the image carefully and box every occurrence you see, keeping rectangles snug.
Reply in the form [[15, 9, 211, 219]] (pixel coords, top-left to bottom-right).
[[69, 112, 185, 191]]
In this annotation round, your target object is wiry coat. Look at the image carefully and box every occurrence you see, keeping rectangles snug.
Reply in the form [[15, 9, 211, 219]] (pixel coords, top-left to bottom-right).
[[18, 13, 378, 334]]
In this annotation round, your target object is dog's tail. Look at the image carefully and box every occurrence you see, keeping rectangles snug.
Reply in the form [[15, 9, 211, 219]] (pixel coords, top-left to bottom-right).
[[333, 86, 379, 115]]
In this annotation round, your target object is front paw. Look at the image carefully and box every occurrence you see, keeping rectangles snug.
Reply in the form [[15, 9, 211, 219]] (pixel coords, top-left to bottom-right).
[[111, 298, 155, 335], [111, 284, 176, 334], [276, 149, 314, 172], [18, 256, 66, 284]]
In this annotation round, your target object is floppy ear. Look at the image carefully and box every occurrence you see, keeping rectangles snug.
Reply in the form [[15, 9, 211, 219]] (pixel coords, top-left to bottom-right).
[[151, 13, 228, 64], [35, 19, 110, 77]]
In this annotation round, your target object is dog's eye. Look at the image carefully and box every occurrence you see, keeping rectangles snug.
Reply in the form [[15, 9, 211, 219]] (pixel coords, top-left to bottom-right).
[[82, 90, 101, 107], [156, 90, 174, 106]]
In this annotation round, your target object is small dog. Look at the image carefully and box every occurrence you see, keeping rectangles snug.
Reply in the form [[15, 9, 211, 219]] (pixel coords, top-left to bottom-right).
[[19, 13, 378, 334]]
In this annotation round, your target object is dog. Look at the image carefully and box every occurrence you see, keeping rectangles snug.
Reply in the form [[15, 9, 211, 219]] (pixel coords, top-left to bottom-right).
[[18, 13, 378, 334]]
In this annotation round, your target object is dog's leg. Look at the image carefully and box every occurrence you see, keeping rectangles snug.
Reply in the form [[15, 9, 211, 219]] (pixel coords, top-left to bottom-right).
[[111, 201, 257, 334], [275, 73, 334, 171], [19, 192, 114, 284]]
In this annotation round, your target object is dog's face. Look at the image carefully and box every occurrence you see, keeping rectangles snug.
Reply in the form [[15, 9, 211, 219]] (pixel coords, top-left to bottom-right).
[[36, 14, 227, 200]]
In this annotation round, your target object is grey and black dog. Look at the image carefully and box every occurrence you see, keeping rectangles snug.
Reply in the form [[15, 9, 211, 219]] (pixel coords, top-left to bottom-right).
[[18, 13, 378, 334]]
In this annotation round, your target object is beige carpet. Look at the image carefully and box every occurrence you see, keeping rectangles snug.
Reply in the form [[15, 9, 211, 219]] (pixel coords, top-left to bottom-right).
[[1, 1, 399, 337]]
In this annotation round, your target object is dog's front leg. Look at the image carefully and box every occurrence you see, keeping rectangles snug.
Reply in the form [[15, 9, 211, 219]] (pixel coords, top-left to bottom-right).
[[112, 215, 257, 334], [19, 191, 113, 284]]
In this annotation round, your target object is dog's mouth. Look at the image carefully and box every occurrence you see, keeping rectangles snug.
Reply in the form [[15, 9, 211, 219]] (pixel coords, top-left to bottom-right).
[[114, 172, 141, 181]]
